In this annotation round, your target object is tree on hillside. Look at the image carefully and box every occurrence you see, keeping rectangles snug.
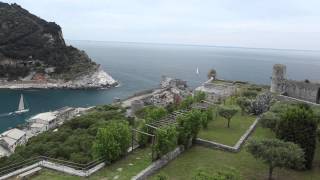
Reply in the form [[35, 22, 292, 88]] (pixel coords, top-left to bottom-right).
[[276, 104, 318, 169], [177, 110, 202, 148], [218, 106, 238, 128], [92, 121, 131, 162], [153, 125, 178, 160], [207, 69, 217, 80], [249, 92, 273, 115], [193, 91, 206, 103], [246, 139, 304, 180]]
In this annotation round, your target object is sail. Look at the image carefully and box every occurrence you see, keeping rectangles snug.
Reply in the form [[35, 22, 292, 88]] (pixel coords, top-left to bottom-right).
[[18, 94, 25, 111], [196, 67, 199, 74]]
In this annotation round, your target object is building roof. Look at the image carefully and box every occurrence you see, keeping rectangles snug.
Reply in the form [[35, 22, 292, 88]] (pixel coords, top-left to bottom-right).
[[29, 112, 57, 122], [30, 123, 45, 128], [1, 128, 26, 140], [1, 137, 16, 146]]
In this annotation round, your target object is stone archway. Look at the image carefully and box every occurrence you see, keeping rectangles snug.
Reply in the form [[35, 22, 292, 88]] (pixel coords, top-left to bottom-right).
[[316, 88, 320, 104]]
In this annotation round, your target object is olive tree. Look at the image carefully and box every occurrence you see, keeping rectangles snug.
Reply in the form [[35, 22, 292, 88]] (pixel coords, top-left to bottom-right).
[[218, 106, 238, 128], [246, 138, 304, 180]]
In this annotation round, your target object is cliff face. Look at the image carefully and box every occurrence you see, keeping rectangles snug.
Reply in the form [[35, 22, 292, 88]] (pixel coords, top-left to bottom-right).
[[0, 2, 101, 82]]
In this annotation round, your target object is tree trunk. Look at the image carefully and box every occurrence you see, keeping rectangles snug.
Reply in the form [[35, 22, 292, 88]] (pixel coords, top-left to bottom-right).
[[268, 166, 273, 180], [227, 119, 230, 128]]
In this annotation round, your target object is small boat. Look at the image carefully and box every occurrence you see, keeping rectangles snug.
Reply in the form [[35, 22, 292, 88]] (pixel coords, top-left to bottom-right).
[[14, 94, 29, 114], [196, 67, 200, 75]]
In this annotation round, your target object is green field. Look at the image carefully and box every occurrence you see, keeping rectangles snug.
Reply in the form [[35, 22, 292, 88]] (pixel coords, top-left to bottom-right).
[[30, 147, 151, 180], [152, 127, 320, 180], [198, 112, 256, 146]]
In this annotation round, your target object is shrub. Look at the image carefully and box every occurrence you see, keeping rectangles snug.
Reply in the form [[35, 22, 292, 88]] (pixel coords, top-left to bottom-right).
[[92, 121, 131, 162], [153, 125, 178, 159], [246, 138, 304, 180], [242, 90, 258, 98], [260, 112, 280, 131], [236, 97, 251, 115], [200, 112, 209, 129], [269, 101, 293, 114], [177, 110, 202, 148], [249, 92, 273, 115], [194, 91, 206, 103], [180, 95, 194, 109], [193, 168, 241, 180], [276, 105, 318, 169], [155, 174, 168, 180]]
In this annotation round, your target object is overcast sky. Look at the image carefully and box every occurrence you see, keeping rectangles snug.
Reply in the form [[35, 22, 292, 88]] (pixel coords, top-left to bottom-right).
[[3, 0, 320, 50]]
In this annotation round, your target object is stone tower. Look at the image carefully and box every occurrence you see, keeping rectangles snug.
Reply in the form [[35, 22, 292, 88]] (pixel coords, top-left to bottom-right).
[[270, 64, 286, 93]]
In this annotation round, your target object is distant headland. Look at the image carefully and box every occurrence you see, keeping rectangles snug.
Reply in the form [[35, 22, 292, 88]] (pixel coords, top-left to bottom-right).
[[0, 2, 117, 89]]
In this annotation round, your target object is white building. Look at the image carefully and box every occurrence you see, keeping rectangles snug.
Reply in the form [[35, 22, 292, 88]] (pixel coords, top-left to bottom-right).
[[195, 81, 236, 103], [28, 111, 58, 134], [0, 128, 26, 154]]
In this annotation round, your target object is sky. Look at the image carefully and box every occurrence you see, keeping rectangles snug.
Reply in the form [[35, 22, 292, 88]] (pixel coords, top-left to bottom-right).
[[2, 0, 320, 50]]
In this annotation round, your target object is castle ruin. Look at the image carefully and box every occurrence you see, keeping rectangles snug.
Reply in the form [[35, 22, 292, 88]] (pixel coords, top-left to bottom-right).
[[271, 64, 320, 104]]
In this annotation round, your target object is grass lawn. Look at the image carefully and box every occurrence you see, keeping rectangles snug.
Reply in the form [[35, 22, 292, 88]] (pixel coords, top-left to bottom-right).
[[152, 126, 320, 180], [30, 147, 152, 180], [198, 112, 256, 146]]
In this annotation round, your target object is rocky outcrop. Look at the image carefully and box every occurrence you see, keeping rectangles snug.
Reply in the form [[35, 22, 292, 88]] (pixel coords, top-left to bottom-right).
[[0, 2, 117, 89]]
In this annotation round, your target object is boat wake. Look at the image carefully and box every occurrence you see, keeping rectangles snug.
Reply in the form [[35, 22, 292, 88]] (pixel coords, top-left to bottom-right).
[[0, 112, 14, 117]]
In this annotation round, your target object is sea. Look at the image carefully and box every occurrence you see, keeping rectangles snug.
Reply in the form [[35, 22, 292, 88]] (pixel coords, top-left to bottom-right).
[[0, 41, 320, 132]]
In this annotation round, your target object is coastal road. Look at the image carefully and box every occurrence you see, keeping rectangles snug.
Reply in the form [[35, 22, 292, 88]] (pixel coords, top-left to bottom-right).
[[121, 89, 163, 108]]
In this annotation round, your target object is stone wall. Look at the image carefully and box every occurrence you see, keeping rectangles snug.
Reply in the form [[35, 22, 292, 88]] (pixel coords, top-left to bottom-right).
[[270, 64, 320, 104], [195, 117, 260, 152], [285, 80, 320, 103], [132, 146, 185, 180]]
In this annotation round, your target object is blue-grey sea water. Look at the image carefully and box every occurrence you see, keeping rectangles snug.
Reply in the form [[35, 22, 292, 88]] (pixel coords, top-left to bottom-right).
[[0, 41, 320, 132]]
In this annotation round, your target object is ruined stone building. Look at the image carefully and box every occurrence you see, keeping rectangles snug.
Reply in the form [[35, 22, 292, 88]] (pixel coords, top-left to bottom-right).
[[271, 64, 320, 104]]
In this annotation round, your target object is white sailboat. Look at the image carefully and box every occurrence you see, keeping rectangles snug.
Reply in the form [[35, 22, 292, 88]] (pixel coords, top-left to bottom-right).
[[196, 67, 199, 75], [14, 94, 29, 114]]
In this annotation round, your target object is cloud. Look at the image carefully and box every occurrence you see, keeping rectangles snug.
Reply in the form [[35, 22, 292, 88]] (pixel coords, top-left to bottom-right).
[[2, 0, 320, 50]]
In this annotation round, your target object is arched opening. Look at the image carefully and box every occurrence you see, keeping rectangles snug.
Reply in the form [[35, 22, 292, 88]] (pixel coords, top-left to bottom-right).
[[316, 88, 320, 104]]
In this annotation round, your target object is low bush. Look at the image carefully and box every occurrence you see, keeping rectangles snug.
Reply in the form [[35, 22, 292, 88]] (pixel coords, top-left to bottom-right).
[[260, 112, 280, 131]]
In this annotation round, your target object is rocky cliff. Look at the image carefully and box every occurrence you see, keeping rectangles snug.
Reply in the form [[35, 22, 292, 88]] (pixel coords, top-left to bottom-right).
[[0, 2, 117, 88]]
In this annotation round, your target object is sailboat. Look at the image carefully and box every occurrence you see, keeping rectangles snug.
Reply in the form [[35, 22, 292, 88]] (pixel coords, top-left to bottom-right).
[[14, 94, 29, 114], [196, 67, 199, 75]]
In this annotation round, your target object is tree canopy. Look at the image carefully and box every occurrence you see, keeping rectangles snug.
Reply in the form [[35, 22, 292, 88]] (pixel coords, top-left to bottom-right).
[[246, 138, 304, 180], [218, 106, 238, 128], [276, 104, 318, 169]]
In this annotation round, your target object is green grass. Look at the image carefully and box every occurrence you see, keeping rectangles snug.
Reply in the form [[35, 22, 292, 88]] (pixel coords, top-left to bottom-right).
[[152, 126, 320, 180], [198, 112, 256, 146], [30, 147, 152, 180]]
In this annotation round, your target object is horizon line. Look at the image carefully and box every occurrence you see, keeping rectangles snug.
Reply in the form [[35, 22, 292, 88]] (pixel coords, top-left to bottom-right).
[[66, 39, 320, 53]]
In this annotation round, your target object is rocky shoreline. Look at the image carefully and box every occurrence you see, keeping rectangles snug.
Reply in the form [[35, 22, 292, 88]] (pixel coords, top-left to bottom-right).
[[0, 68, 118, 90]]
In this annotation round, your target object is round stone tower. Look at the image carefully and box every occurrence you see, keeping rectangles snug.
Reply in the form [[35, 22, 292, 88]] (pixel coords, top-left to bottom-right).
[[270, 64, 286, 93]]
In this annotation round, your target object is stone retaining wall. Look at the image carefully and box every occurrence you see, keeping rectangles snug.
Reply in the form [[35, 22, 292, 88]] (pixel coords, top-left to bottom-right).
[[132, 146, 185, 180], [277, 95, 320, 106], [0, 160, 105, 179], [195, 117, 260, 152]]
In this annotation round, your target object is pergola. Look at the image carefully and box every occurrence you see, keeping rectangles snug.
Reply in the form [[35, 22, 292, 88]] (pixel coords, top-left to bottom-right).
[[146, 109, 189, 129]]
